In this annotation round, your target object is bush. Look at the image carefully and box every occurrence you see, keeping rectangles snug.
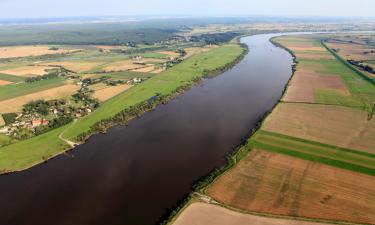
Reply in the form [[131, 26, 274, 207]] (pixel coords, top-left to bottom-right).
[[2, 113, 17, 125]]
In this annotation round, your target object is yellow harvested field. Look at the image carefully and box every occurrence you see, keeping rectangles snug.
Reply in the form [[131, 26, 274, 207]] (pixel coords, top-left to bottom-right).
[[158, 50, 180, 58], [207, 150, 375, 224], [91, 83, 132, 102], [0, 46, 78, 59], [41, 61, 103, 73], [283, 70, 350, 103], [294, 53, 333, 60], [184, 46, 217, 58], [0, 83, 79, 113], [0, 66, 53, 77], [0, 115, 5, 127], [262, 103, 375, 153], [173, 202, 326, 225], [0, 80, 12, 86], [132, 65, 157, 73], [103, 60, 144, 72], [325, 42, 375, 61], [274, 36, 352, 103], [150, 68, 164, 74]]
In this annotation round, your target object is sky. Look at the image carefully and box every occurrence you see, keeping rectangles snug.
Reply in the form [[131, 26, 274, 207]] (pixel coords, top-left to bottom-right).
[[1, 0, 375, 19]]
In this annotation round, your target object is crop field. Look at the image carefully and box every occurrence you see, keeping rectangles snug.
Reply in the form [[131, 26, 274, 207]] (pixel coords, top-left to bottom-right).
[[325, 35, 375, 79], [207, 149, 375, 224], [0, 82, 79, 113], [275, 35, 375, 112], [250, 130, 375, 175], [40, 61, 105, 73], [0, 77, 65, 101], [85, 71, 153, 81], [91, 83, 132, 102], [0, 45, 78, 59], [172, 202, 326, 225], [262, 103, 375, 154], [0, 80, 12, 86], [102, 59, 149, 72], [0, 65, 54, 77], [0, 73, 25, 82]]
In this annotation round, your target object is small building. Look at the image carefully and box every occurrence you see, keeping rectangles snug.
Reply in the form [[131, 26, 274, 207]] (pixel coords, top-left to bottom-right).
[[32, 119, 49, 127], [133, 78, 142, 83], [0, 126, 9, 134]]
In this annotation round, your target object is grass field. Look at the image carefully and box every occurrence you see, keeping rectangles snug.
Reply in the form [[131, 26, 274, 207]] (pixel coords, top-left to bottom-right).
[[250, 130, 375, 175], [0, 43, 244, 173], [0, 73, 25, 82], [0, 77, 65, 101], [0, 134, 16, 147], [86, 71, 153, 81], [62, 44, 243, 141], [207, 149, 375, 224], [0, 126, 70, 173]]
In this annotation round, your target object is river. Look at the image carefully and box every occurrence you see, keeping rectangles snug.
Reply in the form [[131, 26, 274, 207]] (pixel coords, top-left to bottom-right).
[[0, 34, 293, 225]]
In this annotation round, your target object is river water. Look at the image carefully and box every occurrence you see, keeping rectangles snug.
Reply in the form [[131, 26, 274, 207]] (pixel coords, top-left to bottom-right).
[[0, 34, 293, 225]]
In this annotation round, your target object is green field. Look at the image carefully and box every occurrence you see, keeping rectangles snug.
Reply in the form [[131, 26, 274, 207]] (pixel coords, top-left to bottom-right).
[[62, 44, 243, 140], [0, 77, 65, 101], [89, 71, 154, 80], [0, 43, 244, 173], [0, 134, 16, 147], [0, 126, 70, 173], [0, 73, 25, 82], [250, 130, 375, 176], [137, 52, 169, 59]]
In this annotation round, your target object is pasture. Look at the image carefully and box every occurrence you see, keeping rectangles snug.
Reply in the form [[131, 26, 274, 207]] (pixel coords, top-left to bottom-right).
[[0, 126, 70, 173]]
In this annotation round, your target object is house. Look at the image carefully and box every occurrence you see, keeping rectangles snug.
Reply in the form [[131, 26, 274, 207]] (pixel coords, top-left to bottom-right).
[[32, 119, 49, 127], [0, 126, 9, 134], [133, 78, 142, 83]]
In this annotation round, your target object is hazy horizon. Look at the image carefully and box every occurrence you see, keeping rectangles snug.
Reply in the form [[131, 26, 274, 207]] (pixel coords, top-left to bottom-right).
[[1, 0, 375, 19]]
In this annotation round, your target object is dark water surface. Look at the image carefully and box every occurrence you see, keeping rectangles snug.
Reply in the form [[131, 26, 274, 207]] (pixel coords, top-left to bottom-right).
[[0, 34, 293, 225]]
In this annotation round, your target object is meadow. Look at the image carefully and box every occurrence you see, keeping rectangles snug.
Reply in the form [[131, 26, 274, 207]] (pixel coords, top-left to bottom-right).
[[0, 43, 245, 173]]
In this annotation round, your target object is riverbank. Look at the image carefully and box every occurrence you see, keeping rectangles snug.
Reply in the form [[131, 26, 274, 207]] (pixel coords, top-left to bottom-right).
[[0, 41, 248, 174], [168, 34, 375, 225]]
